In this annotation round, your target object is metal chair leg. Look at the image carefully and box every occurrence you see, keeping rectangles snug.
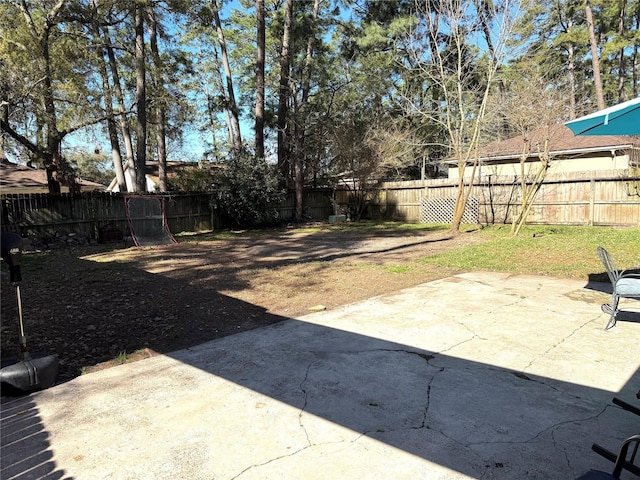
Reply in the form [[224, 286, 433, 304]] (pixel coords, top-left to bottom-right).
[[602, 294, 619, 330]]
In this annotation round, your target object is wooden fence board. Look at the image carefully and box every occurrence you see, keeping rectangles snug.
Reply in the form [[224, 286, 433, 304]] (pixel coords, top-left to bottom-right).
[[378, 171, 639, 227], [1, 171, 638, 241]]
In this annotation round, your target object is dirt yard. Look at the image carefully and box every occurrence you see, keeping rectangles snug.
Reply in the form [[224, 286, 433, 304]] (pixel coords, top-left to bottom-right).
[[1, 225, 485, 383]]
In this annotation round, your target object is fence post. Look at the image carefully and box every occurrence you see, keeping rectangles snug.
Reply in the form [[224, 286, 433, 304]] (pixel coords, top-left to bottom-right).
[[589, 178, 595, 226]]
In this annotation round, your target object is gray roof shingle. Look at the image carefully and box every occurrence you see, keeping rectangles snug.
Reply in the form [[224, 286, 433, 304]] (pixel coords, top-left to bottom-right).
[[472, 125, 640, 161]]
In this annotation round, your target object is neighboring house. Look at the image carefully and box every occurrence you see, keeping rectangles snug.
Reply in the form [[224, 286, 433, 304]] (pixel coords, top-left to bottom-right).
[[0, 158, 105, 194], [447, 125, 640, 180], [106, 161, 207, 192]]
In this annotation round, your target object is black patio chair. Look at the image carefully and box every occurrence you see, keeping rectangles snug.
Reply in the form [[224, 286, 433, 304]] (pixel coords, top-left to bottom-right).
[[596, 246, 640, 330], [575, 434, 640, 479]]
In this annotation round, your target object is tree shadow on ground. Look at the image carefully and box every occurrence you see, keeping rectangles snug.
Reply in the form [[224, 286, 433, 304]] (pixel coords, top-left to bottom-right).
[[2, 229, 473, 382], [162, 319, 640, 478], [1, 240, 639, 478], [0, 258, 287, 382]]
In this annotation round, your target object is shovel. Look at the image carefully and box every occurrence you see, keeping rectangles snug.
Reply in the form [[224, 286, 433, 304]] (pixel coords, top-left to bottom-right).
[[1, 232, 58, 395]]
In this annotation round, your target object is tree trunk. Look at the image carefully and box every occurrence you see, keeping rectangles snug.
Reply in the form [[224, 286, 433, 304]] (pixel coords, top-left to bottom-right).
[[42, 34, 63, 194], [634, 12, 639, 97], [512, 156, 550, 236], [278, 0, 293, 182], [255, 0, 265, 160], [0, 94, 7, 160], [209, 46, 235, 148], [449, 177, 468, 234], [91, 0, 126, 192], [567, 41, 577, 119], [293, 0, 321, 221], [16, 0, 69, 194], [100, 63, 126, 192], [449, 160, 477, 234], [135, 0, 147, 193], [147, 4, 167, 192], [155, 112, 167, 191], [617, 0, 627, 102], [585, 0, 605, 109], [635, 28, 639, 97], [204, 81, 221, 157], [212, 0, 242, 152], [102, 24, 136, 190]]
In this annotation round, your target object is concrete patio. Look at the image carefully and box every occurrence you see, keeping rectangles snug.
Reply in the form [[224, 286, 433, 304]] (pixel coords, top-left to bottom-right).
[[2, 272, 639, 479]]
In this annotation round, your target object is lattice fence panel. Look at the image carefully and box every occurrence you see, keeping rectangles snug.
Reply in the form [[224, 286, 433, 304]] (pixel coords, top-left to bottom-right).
[[420, 196, 479, 224]]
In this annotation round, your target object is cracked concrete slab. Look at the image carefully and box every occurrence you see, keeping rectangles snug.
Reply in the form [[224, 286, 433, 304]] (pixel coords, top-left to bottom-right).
[[1, 272, 639, 479]]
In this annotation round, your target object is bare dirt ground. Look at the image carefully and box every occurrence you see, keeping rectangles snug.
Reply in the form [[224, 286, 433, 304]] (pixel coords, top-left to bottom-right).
[[1, 225, 485, 383]]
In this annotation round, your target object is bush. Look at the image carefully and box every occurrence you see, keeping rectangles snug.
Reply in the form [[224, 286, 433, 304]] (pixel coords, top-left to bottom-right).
[[214, 152, 286, 228], [171, 164, 217, 192]]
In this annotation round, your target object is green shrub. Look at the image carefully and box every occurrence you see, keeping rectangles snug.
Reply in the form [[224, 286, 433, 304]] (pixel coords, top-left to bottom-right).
[[214, 151, 286, 228]]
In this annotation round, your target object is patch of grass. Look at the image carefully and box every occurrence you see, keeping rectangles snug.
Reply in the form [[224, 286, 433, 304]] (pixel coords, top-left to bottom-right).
[[385, 265, 413, 274], [421, 225, 639, 279]]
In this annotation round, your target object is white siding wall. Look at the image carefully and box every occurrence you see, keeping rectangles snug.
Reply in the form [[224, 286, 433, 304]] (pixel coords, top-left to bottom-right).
[[448, 152, 631, 180]]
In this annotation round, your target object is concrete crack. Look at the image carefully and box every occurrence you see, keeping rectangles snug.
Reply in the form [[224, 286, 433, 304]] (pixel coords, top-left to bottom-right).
[[375, 349, 445, 432], [229, 443, 315, 479], [230, 362, 317, 479], [446, 288, 529, 345], [522, 313, 601, 374], [466, 402, 611, 448], [435, 334, 480, 355], [297, 362, 314, 447]]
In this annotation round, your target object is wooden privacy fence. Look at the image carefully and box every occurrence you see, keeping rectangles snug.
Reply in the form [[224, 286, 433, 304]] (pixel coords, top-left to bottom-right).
[[279, 188, 336, 220], [0, 192, 215, 240], [376, 171, 640, 226], [0, 190, 337, 240], [1, 171, 638, 240]]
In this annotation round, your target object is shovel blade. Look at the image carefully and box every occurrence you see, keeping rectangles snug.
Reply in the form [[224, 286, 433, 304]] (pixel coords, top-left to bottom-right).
[[1, 355, 59, 396]]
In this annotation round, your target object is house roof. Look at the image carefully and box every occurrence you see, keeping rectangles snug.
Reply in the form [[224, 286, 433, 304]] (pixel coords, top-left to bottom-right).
[[452, 125, 640, 163], [0, 158, 105, 194], [107, 160, 221, 192], [107, 161, 187, 192], [144, 161, 196, 185]]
